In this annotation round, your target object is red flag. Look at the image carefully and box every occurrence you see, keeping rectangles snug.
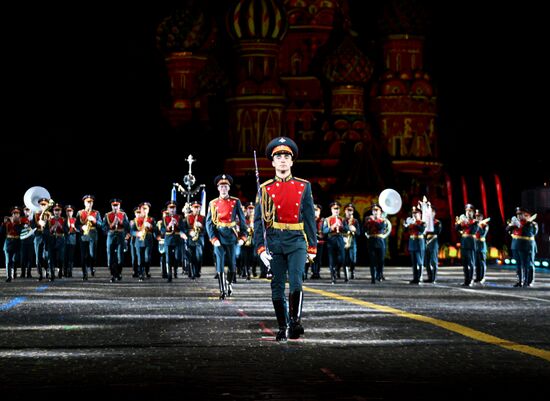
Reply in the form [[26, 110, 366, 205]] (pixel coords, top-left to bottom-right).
[[494, 174, 505, 223], [461, 176, 468, 206], [446, 173, 456, 242], [479, 176, 488, 217]]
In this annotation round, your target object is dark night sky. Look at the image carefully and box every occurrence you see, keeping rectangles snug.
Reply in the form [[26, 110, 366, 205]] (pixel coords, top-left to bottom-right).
[[2, 1, 548, 218]]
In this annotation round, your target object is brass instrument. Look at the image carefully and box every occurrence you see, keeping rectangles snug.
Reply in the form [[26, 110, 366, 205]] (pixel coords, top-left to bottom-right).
[[244, 224, 253, 246], [82, 220, 92, 236], [378, 188, 402, 215], [82, 210, 95, 236], [403, 216, 415, 228], [344, 217, 355, 249], [137, 216, 148, 240], [191, 217, 202, 242], [455, 214, 468, 225], [478, 217, 491, 226]]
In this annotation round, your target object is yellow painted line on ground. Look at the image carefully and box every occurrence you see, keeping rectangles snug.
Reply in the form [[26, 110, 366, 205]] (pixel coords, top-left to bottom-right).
[[303, 285, 550, 363]]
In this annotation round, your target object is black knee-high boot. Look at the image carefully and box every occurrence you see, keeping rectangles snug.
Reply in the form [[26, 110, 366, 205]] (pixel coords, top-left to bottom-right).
[[288, 291, 304, 339], [226, 271, 233, 296], [272, 299, 288, 342], [218, 272, 227, 299]]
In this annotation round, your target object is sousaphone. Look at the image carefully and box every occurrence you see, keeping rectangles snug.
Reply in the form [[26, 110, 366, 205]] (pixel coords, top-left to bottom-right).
[[21, 186, 52, 240], [378, 188, 402, 215], [24, 186, 51, 212]]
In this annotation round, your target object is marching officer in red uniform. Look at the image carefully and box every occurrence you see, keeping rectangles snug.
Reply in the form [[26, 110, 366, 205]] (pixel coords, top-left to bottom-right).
[[103, 198, 130, 282], [2, 206, 22, 282], [405, 206, 426, 284], [323, 201, 345, 284], [76, 195, 102, 280], [507, 206, 538, 287], [455, 203, 478, 286], [47, 203, 67, 280], [206, 174, 247, 299], [254, 137, 317, 342], [161, 201, 186, 282], [343, 203, 360, 281], [474, 209, 489, 284], [364, 203, 391, 283], [133, 202, 155, 281], [183, 201, 206, 279]]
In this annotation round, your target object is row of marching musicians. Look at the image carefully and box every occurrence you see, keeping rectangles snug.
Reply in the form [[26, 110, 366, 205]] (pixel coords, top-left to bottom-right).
[[315, 199, 539, 288], [0, 195, 209, 283]]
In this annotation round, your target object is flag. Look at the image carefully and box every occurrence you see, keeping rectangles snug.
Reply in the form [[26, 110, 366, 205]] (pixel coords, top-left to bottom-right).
[[461, 176, 468, 206], [200, 187, 206, 216], [445, 173, 456, 242], [479, 176, 488, 217], [494, 174, 505, 223]]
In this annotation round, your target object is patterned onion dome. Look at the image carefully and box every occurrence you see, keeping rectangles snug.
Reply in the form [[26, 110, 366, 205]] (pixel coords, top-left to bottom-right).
[[323, 36, 373, 84], [285, 0, 338, 26], [156, 2, 212, 54], [377, 0, 431, 36], [226, 0, 288, 42]]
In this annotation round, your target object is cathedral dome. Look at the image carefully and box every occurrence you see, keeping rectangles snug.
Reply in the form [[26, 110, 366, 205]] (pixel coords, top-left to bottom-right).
[[323, 36, 373, 85], [226, 0, 288, 42], [156, 2, 212, 54]]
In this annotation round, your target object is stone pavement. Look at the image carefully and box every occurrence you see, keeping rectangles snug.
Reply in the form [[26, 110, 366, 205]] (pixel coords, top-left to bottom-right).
[[1, 265, 549, 400]]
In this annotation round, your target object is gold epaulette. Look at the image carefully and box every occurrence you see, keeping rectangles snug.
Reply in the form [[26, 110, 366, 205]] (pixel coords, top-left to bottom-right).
[[292, 176, 310, 184], [260, 179, 274, 188]]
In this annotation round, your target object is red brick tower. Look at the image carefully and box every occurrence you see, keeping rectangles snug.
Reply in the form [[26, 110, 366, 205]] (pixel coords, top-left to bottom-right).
[[155, 2, 216, 128], [224, 0, 288, 175]]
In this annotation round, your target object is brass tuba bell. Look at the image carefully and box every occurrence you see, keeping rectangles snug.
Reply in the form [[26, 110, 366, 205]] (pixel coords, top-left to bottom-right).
[[378, 188, 402, 215], [24, 186, 51, 213]]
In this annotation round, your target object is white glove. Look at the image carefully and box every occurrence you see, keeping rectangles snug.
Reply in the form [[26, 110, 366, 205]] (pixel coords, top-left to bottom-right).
[[237, 239, 244, 246], [260, 251, 272, 267], [213, 239, 221, 247], [349, 225, 356, 233], [307, 253, 316, 261], [87, 215, 96, 223]]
